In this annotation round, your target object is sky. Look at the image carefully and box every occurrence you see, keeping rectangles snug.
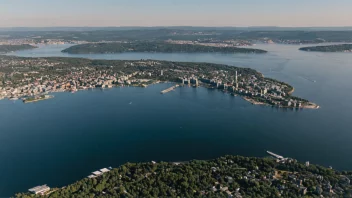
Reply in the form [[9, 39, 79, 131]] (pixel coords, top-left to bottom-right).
[[0, 0, 351, 27]]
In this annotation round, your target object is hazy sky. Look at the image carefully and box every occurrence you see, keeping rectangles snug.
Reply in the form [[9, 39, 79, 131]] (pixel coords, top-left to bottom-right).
[[0, 0, 351, 27]]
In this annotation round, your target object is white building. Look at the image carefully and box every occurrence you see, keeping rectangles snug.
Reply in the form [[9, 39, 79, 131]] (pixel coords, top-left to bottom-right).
[[28, 185, 50, 195]]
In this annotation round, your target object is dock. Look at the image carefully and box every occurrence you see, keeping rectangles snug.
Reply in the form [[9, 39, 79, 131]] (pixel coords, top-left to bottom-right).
[[161, 85, 179, 94], [87, 167, 113, 179], [267, 151, 284, 159]]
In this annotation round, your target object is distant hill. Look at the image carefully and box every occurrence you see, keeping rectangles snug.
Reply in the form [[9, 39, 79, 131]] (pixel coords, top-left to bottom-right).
[[0, 44, 36, 53], [299, 44, 352, 52], [62, 42, 267, 54], [2, 26, 352, 32]]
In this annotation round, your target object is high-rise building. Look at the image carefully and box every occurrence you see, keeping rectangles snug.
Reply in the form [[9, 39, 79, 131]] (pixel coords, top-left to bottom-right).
[[235, 71, 239, 90], [160, 70, 163, 76], [305, 161, 310, 167]]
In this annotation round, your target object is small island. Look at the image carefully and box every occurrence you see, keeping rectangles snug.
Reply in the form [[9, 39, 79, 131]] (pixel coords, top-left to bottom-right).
[[15, 154, 352, 197], [299, 44, 352, 52], [0, 44, 37, 53], [61, 42, 267, 54]]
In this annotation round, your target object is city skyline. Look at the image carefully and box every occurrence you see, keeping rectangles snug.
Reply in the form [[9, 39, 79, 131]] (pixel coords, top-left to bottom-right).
[[1, 0, 351, 27]]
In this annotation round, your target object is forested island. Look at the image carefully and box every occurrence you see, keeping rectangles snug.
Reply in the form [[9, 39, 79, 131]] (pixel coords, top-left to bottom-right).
[[299, 44, 352, 52], [16, 155, 352, 197], [0, 44, 36, 53], [61, 42, 267, 54]]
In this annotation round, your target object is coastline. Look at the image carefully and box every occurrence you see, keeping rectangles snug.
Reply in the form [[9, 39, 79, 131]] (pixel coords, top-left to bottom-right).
[[2, 84, 320, 110], [242, 95, 319, 109], [288, 87, 295, 95], [243, 97, 268, 106]]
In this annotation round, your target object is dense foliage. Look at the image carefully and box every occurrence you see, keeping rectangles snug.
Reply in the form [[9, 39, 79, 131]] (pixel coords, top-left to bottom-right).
[[61, 42, 267, 54], [0, 44, 36, 53], [299, 44, 352, 52], [15, 155, 352, 198]]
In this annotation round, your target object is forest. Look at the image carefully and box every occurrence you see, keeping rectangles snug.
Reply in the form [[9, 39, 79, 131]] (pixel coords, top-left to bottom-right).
[[15, 155, 352, 198]]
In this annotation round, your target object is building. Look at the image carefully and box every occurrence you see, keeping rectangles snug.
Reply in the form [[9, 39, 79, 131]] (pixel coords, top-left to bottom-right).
[[263, 88, 267, 94], [305, 161, 310, 167], [235, 71, 239, 90], [100, 168, 110, 173], [28, 185, 50, 195], [92, 170, 102, 176], [160, 70, 163, 76]]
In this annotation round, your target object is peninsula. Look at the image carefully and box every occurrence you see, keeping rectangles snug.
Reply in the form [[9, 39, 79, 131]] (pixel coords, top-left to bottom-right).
[[61, 42, 267, 54], [15, 154, 352, 197], [0, 44, 36, 53], [0, 55, 317, 109], [299, 44, 352, 52]]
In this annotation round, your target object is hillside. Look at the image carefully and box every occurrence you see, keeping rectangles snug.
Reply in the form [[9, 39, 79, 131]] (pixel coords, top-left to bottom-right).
[[16, 155, 352, 198], [0, 44, 36, 53], [61, 42, 267, 54], [299, 44, 352, 52]]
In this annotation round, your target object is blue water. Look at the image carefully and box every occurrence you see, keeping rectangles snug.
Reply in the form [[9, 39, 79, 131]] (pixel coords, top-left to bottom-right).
[[1, 44, 352, 196]]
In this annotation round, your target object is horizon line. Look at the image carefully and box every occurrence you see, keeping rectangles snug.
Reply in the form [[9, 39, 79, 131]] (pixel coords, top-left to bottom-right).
[[2, 25, 352, 28]]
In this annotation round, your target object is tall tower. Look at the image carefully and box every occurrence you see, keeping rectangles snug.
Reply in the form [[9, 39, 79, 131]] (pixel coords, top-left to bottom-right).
[[161, 70, 163, 76], [235, 71, 239, 90]]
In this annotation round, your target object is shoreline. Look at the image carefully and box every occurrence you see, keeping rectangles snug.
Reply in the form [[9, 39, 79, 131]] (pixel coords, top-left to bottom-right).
[[242, 96, 319, 109], [2, 84, 319, 110], [288, 87, 295, 95]]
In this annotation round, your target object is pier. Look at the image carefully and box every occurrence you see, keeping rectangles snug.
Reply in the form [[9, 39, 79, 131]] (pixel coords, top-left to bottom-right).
[[87, 167, 112, 179], [161, 85, 179, 94], [267, 151, 284, 159]]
